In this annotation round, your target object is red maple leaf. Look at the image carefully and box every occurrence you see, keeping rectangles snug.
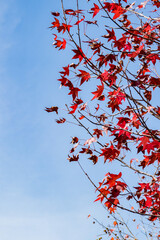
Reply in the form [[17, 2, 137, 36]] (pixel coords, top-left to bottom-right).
[[91, 4, 100, 18], [100, 145, 120, 163], [56, 118, 66, 124], [93, 129, 103, 138], [77, 70, 91, 85], [103, 29, 116, 42], [51, 12, 60, 17], [69, 104, 78, 114], [92, 83, 104, 100], [68, 87, 81, 101], [50, 18, 60, 28], [75, 15, 85, 25], [60, 65, 70, 76], [112, 5, 126, 19], [45, 106, 58, 114], [68, 154, 79, 162], [72, 48, 85, 62]]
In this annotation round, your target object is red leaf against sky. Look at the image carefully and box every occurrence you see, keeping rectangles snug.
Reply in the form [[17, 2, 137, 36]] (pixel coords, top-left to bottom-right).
[[56, 118, 66, 124], [92, 83, 104, 100], [53, 35, 66, 50], [91, 3, 100, 18], [65, 9, 83, 15], [59, 65, 70, 76], [100, 145, 120, 163], [77, 70, 91, 85], [68, 87, 81, 101], [84, 20, 98, 25], [69, 104, 78, 114], [75, 15, 85, 25], [128, 44, 144, 58], [71, 137, 79, 144], [103, 29, 116, 42], [113, 6, 126, 19], [67, 154, 79, 162], [51, 12, 60, 17], [93, 129, 103, 139], [88, 155, 98, 164], [51, 18, 60, 28], [45, 106, 58, 114], [72, 48, 85, 62], [108, 88, 125, 113]]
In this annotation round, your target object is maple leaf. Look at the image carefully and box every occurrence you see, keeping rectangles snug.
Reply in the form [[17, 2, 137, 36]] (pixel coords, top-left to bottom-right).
[[128, 44, 144, 58], [59, 65, 70, 76], [68, 154, 79, 162], [69, 104, 78, 114], [74, 15, 85, 25], [75, 98, 83, 105], [65, 9, 76, 15], [56, 118, 66, 124], [91, 3, 100, 18], [51, 12, 60, 17], [112, 5, 126, 19], [50, 18, 60, 28], [93, 129, 103, 139], [88, 155, 98, 164], [91, 83, 104, 100], [108, 88, 125, 113], [103, 2, 112, 11], [100, 145, 120, 163], [137, 136, 150, 152], [146, 53, 160, 65], [103, 29, 116, 42], [84, 20, 98, 26], [60, 39, 66, 50], [45, 106, 58, 114], [71, 137, 79, 144], [79, 148, 93, 155], [53, 35, 66, 50], [72, 48, 85, 62], [68, 87, 81, 101], [58, 76, 69, 87], [77, 70, 91, 85], [114, 36, 127, 50]]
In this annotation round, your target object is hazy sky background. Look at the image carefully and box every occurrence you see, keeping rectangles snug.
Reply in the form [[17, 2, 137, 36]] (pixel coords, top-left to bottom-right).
[[0, 0, 110, 239], [2, 0, 159, 239]]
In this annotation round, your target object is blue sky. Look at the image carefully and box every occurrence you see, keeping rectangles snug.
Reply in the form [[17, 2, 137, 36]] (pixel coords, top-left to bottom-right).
[[1, 0, 159, 239], [0, 0, 110, 239]]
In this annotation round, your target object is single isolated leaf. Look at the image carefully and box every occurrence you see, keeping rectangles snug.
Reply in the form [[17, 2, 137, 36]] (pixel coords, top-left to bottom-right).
[[68, 154, 79, 162], [91, 4, 100, 18], [45, 106, 58, 114], [56, 118, 66, 124]]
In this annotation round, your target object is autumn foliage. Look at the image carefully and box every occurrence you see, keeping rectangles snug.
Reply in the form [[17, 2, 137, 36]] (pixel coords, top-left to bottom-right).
[[46, 0, 160, 239]]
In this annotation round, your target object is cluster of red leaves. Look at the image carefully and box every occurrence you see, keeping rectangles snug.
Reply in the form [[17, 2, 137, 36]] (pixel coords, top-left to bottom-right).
[[134, 179, 160, 221], [47, 1, 160, 237], [95, 172, 127, 213]]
